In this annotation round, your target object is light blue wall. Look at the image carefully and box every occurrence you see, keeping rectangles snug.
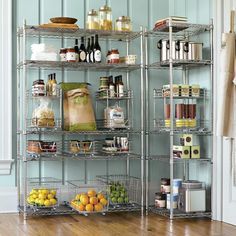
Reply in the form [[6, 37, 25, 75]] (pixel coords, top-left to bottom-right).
[[1, 0, 212, 210]]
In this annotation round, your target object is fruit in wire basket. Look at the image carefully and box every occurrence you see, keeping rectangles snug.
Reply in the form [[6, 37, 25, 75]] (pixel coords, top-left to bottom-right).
[[109, 182, 129, 204], [27, 188, 58, 207], [70, 190, 108, 213]]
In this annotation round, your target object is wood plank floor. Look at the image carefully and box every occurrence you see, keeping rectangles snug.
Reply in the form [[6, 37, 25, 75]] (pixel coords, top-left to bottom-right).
[[0, 213, 236, 236]]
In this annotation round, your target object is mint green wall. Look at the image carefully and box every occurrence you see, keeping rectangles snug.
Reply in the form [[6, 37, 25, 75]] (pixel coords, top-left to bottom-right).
[[1, 0, 212, 208]]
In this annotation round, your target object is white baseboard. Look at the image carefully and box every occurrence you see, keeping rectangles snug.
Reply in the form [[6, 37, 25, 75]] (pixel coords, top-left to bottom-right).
[[0, 187, 18, 213]]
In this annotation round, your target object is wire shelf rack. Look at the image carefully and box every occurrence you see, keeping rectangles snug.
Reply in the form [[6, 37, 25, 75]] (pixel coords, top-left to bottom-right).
[[150, 207, 211, 219], [152, 119, 212, 135], [26, 88, 62, 100], [148, 155, 212, 163], [17, 26, 141, 41], [148, 60, 212, 70], [26, 118, 62, 131], [96, 90, 133, 101], [17, 60, 141, 72], [147, 22, 212, 39], [153, 88, 208, 99]]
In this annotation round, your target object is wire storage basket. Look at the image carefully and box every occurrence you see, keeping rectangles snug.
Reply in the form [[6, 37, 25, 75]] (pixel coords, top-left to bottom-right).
[[96, 175, 141, 209], [26, 177, 62, 211], [67, 180, 109, 216]]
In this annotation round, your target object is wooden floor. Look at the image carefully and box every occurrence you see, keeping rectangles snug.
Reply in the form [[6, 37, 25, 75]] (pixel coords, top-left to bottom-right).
[[0, 212, 236, 236]]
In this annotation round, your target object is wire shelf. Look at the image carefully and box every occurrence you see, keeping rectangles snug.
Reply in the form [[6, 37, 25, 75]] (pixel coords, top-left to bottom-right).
[[96, 90, 133, 101], [153, 88, 208, 99], [148, 155, 212, 163], [147, 22, 212, 39], [148, 60, 212, 70], [153, 119, 212, 135], [17, 26, 141, 41], [26, 118, 62, 131], [150, 207, 211, 219], [17, 60, 141, 72], [26, 88, 62, 100]]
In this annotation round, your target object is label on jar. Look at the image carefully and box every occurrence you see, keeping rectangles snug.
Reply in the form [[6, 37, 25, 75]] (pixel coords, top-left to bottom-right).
[[60, 53, 67, 62], [161, 184, 170, 193], [94, 50, 101, 62], [110, 54, 119, 60], [80, 51, 86, 62], [155, 199, 166, 208], [66, 51, 76, 61]]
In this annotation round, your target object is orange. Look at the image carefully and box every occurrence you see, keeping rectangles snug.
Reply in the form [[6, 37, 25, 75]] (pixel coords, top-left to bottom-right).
[[85, 204, 94, 212], [94, 203, 103, 212], [87, 189, 97, 197], [90, 197, 98, 205], [77, 202, 85, 211], [97, 193, 105, 200], [80, 195, 89, 206], [100, 198, 108, 206]]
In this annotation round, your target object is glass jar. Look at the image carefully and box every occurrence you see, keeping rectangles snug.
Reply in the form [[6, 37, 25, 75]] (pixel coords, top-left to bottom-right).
[[99, 5, 112, 31], [66, 48, 76, 62], [59, 48, 67, 61], [32, 79, 45, 96], [110, 49, 119, 63], [86, 9, 99, 30], [115, 16, 132, 31]]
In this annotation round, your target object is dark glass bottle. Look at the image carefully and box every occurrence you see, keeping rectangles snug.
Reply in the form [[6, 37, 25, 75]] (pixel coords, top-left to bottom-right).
[[86, 38, 91, 63], [79, 37, 86, 62], [90, 36, 95, 63], [74, 39, 79, 62], [94, 34, 101, 63]]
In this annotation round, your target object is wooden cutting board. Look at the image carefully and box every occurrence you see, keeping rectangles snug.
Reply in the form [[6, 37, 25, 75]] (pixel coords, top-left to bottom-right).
[[39, 23, 79, 29]]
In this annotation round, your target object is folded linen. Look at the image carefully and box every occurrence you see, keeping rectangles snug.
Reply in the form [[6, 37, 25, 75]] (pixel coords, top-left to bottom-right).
[[31, 52, 58, 61], [31, 43, 57, 53]]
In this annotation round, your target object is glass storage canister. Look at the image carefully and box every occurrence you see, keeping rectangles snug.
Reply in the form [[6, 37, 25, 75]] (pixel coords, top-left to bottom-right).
[[99, 5, 112, 31], [110, 49, 120, 64], [115, 16, 132, 31], [66, 48, 76, 62], [86, 9, 99, 30], [32, 79, 45, 96]]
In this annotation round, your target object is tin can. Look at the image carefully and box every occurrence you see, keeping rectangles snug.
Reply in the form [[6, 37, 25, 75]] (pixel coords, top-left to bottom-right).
[[121, 137, 129, 151]]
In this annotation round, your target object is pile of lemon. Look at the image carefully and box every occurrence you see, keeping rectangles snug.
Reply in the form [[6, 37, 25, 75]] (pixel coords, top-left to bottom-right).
[[70, 189, 108, 212], [27, 188, 58, 207]]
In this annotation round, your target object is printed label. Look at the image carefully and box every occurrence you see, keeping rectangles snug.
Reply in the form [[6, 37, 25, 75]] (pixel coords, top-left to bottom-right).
[[94, 50, 101, 62]]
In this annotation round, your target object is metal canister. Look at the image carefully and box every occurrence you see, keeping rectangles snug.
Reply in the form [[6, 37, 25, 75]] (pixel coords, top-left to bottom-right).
[[188, 42, 203, 60], [120, 137, 129, 151]]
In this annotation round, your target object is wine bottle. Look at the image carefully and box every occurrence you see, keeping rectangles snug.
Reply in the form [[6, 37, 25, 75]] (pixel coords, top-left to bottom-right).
[[94, 34, 101, 63], [86, 38, 91, 63], [74, 39, 79, 62], [90, 36, 95, 63], [79, 37, 86, 62]]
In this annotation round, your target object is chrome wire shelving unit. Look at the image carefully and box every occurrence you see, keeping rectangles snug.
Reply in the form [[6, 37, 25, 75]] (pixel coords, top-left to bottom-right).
[[144, 20, 214, 219], [17, 22, 145, 219]]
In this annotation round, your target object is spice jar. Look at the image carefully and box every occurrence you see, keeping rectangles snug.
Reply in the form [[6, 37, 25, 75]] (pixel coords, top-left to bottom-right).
[[160, 178, 170, 193], [59, 48, 67, 62], [66, 48, 76, 62], [70, 140, 80, 154], [115, 16, 132, 31], [99, 5, 112, 30], [110, 49, 120, 63], [155, 192, 166, 208], [86, 9, 99, 30], [32, 79, 45, 96]]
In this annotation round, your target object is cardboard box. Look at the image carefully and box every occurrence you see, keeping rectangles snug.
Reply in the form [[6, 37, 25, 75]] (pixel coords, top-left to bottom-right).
[[180, 134, 193, 146], [173, 145, 190, 159], [162, 84, 180, 97], [190, 85, 200, 97], [191, 145, 200, 158], [180, 84, 190, 97]]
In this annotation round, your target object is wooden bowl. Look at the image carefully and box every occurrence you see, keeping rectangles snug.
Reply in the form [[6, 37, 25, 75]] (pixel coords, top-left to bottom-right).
[[50, 17, 77, 24]]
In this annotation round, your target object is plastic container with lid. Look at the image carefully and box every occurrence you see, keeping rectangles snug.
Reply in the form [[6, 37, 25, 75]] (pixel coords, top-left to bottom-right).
[[86, 9, 99, 30], [99, 5, 112, 30], [115, 16, 132, 31]]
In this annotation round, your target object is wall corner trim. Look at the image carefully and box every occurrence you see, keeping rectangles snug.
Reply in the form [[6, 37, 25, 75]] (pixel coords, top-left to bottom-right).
[[0, 160, 14, 175]]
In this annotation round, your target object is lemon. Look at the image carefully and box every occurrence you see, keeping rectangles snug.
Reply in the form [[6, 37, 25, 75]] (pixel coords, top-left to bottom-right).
[[44, 199, 51, 206], [31, 193, 38, 199], [50, 198, 57, 205], [50, 190, 56, 195], [41, 189, 49, 195], [47, 193, 54, 199], [38, 199, 45, 206], [38, 193, 46, 200]]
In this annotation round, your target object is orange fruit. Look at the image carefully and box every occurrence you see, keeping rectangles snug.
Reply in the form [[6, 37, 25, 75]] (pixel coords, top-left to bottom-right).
[[85, 204, 94, 212], [94, 203, 103, 212], [77, 202, 85, 211], [90, 197, 98, 205], [80, 195, 89, 206], [97, 193, 105, 200], [87, 189, 97, 197], [100, 198, 108, 206]]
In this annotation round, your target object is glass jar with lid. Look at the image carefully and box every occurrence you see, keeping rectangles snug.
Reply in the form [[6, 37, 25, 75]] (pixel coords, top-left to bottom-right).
[[115, 16, 132, 31], [86, 9, 99, 30], [99, 5, 112, 31]]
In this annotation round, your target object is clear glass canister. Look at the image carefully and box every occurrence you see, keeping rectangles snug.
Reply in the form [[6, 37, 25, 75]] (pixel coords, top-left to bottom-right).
[[115, 16, 132, 31], [86, 9, 99, 30], [99, 5, 112, 30]]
